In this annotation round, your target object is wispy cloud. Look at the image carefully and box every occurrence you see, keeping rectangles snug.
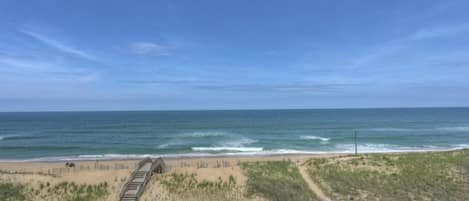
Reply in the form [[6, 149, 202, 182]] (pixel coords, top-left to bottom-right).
[[197, 83, 355, 93], [130, 42, 170, 55], [410, 23, 469, 40], [0, 54, 99, 83], [349, 23, 469, 68], [19, 28, 97, 61]]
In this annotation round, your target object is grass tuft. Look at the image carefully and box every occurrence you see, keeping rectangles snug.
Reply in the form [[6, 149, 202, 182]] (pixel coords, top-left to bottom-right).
[[0, 182, 29, 201], [307, 149, 469, 201], [242, 160, 317, 201]]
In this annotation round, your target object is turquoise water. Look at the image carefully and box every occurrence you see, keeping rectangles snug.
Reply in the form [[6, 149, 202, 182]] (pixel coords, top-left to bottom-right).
[[1, 108, 469, 161]]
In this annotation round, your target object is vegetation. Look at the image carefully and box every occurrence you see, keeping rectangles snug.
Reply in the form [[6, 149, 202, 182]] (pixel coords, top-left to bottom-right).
[[153, 173, 247, 201], [0, 169, 57, 177], [307, 149, 469, 201], [0, 182, 29, 201], [242, 160, 317, 201], [44, 181, 108, 201], [159, 172, 237, 192], [0, 181, 109, 201]]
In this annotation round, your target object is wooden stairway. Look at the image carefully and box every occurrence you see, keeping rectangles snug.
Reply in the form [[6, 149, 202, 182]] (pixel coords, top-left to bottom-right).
[[119, 157, 166, 201]]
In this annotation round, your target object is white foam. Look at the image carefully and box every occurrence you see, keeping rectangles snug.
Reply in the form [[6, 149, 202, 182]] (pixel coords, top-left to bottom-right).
[[437, 126, 469, 132], [158, 133, 257, 149], [3, 144, 469, 162], [368, 128, 417, 132], [221, 137, 257, 147], [270, 149, 329, 154], [334, 143, 412, 153], [333, 143, 469, 154], [369, 126, 469, 132], [300, 135, 330, 141], [192, 147, 263, 152], [176, 131, 227, 138], [157, 141, 187, 148]]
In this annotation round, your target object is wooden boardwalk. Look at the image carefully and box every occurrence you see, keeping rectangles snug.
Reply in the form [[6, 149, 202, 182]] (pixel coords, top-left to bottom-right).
[[120, 157, 166, 201]]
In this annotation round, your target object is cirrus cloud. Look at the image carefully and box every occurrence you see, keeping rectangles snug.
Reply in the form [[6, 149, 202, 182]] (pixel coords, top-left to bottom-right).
[[130, 42, 170, 55]]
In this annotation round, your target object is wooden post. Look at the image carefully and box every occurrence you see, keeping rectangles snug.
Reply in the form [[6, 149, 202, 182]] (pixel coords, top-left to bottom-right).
[[354, 130, 358, 155]]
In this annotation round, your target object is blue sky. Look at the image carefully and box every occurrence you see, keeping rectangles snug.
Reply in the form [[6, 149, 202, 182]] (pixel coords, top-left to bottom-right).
[[1, 0, 469, 111]]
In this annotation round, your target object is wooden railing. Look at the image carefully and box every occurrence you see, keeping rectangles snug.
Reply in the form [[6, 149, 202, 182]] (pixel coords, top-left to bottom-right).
[[119, 157, 153, 199], [119, 157, 166, 200]]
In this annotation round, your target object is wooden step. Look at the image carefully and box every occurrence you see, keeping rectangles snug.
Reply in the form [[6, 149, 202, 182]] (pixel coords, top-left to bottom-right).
[[123, 194, 137, 198], [120, 157, 167, 201], [121, 198, 136, 201]]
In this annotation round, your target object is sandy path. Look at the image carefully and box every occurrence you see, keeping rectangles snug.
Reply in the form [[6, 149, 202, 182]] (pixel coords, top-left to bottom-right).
[[298, 165, 330, 201]]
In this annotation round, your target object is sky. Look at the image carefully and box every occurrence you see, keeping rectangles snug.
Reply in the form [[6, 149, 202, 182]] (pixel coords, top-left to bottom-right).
[[1, 0, 469, 111]]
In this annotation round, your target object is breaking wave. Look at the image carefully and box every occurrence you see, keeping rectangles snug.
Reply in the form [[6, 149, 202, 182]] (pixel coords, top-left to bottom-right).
[[368, 126, 469, 132], [192, 147, 263, 152], [300, 135, 330, 141], [182, 131, 226, 138]]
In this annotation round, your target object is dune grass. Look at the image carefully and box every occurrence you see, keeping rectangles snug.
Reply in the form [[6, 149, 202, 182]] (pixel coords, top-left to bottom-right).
[[152, 172, 248, 201], [306, 149, 469, 201], [44, 181, 109, 201], [0, 180, 109, 201], [0, 182, 29, 201], [242, 160, 317, 201]]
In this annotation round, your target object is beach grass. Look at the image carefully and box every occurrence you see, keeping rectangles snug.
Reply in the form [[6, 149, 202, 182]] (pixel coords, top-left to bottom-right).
[[0, 182, 29, 201], [242, 160, 317, 201], [0, 181, 109, 201], [306, 149, 469, 201], [145, 172, 248, 201]]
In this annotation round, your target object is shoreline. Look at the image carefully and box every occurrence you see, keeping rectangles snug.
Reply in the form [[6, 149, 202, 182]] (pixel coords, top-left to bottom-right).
[[1, 149, 467, 201], [0, 147, 467, 163]]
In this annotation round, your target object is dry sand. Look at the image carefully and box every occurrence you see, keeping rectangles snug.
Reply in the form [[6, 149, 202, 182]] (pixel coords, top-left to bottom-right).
[[0, 154, 340, 201]]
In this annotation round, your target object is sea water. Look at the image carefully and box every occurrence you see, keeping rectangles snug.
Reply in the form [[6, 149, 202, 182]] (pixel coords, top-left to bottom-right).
[[0, 108, 468, 161]]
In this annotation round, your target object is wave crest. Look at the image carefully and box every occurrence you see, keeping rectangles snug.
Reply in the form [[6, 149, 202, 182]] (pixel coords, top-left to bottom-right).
[[192, 147, 263, 152], [437, 126, 469, 132], [173, 131, 227, 138], [300, 135, 330, 141], [369, 126, 469, 132]]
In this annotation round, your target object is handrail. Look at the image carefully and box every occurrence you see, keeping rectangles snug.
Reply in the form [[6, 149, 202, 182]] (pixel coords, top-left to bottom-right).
[[119, 157, 166, 200], [119, 157, 152, 199]]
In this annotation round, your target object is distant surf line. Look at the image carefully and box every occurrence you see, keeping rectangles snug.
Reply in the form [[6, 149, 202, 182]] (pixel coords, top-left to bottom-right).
[[2, 144, 467, 162]]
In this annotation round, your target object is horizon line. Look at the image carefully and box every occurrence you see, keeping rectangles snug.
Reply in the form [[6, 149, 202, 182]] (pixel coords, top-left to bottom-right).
[[1, 106, 468, 113]]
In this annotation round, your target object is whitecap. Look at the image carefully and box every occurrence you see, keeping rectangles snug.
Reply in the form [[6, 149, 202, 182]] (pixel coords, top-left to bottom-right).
[[368, 126, 469, 132], [157, 141, 188, 148], [436, 126, 469, 132], [300, 135, 330, 141], [270, 149, 329, 154], [176, 131, 227, 138], [331, 143, 469, 154], [367, 128, 417, 132], [192, 147, 263, 152], [220, 137, 258, 147]]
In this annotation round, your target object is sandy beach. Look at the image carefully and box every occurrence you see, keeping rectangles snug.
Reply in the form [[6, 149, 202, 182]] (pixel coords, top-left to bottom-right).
[[1, 149, 468, 201], [0, 154, 337, 201]]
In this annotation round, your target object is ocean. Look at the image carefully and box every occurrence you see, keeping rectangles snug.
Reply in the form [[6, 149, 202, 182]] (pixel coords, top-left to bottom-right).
[[0, 108, 468, 161]]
